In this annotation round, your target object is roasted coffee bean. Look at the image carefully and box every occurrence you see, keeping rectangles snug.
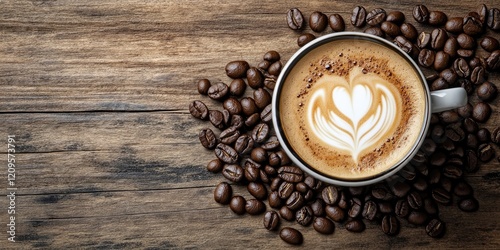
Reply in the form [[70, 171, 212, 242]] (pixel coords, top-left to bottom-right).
[[413, 177, 428, 192], [413, 5, 430, 23], [246, 67, 264, 89], [478, 4, 488, 24], [304, 176, 322, 190], [371, 185, 393, 201], [325, 205, 345, 222], [189, 100, 209, 120], [199, 128, 217, 149], [245, 199, 265, 215], [417, 32, 431, 49], [215, 144, 238, 164], [252, 123, 269, 143], [364, 27, 385, 37], [434, 51, 450, 71], [386, 11, 405, 24], [443, 164, 463, 179], [313, 217, 334, 235], [469, 56, 486, 68], [430, 28, 447, 50], [394, 36, 413, 53], [445, 17, 464, 33], [443, 39, 458, 60], [222, 98, 241, 116], [430, 77, 449, 91], [197, 79, 211, 95], [454, 58, 471, 78], [310, 199, 326, 217], [480, 36, 500, 52], [351, 6, 367, 27], [463, 14, 483, 36], [235, 135, 254, 155], [279, 206, 295, 221], [268, 153, 281, 167], [329, 14, 345, 32], [214, 182, 232, 204], [348, 198, 363, 218], [240, 97, 258, 117], [230, 115, 244, 130], [477, 81, 498, 101], [472, 102, 492, 123], [278, 166, 303, 183], [223, 109, 231, 126], [208, 82, 229, 101], [259, 169, 269, 183], [424, 198, 439, 215], [297, 33, 316, 47], [263, 211, 280, 231], [303, 190, 314, 202], [457, 49, 474, 58], [426, 73, 439, 83], [430, 151, 447, 166], [264, 50, 280, 62], [470, 66, 486, 85], [257, 60, 271, 71], [408, 211, 428, 225], [429, 11, 447, 26], [222, 164, 243, 182], [309, 11, 328, 32], [407, 191, 423, 210], [345, 219, 365, 232], [454, 180, 473, 197], [276, 150, 291, 165], [400, 23, 418, 41], [260, 136, 279, 151], [348, 186, 364, 197], [243, 158, 261, 171], [263, 73, 277, 90], [265, 61, 281, 76], [492, 127, 500, 144], [465, 149, 479, 172], [264, 165, 277, 176], [229, 79, 246, 97], [366, 8, 386, 26], [391, 181, 411, 198], [245, 165, 260, 182], [431, 124, 446, 143], [467, 134, 479, 149], [268, 190, 283, 209], [440, 176, 453, 193], [478, 143, 495, 162], [230, 196, 246, 215], [247, 182, 267, 200], [477, 128, 491, 143], [286, 191, 305, 211], [295, 182, 308, 194], [286, 8, 304, 30], [280, 227, 303, 245], [418, 49, 435, 67], [338, 191, 349, 209], [322, 185, 339, 205], [486, 50, 500, 71], [226, 61, 249, 79], [432, 187, 451, 205], [207, 158, 223, 173], [487, 8, 500, 30], [253, 88, 271, 109], [219, 127, 240, 145], [421, 138, 437, 156], [426, 219, 446, 238], [381, 215, 400, 236], [279, 182, 295, 199], [296, 205, 313, 226], [260, 104, 272, 123], [457, 33, 475, 49], [459, 197, 479, 212], [395, 199, 410, 218], [250, 147, 267, 163], [381, 21, 400, 37], [458, 103, 473, 118], [362, 200, 378, 220]]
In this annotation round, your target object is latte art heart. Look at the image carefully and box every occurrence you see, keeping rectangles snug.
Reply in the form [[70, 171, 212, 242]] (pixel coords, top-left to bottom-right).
[[307, 67, 402, 163]]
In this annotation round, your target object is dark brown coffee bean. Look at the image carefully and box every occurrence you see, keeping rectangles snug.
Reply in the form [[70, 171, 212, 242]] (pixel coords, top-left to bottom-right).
[[413, 5, 430, 23], [278, 166, 303, 183], [268, 190, 283, 209], [325, 205, 345, 222], [268, 61, 282, 76], [443, 164, 463, 179], [286, 8, 304, 30], [263, 211, 280, 231], [348, 198, 363, 218], [309, 11, 328, 32], [486, 50, 500, 71], [310, 199, 325, 217], [214, 182, 232, 204], [295, 182, 308, 194], [366, 8, 386, 26], [446, 123, 465, 142], [296, 205, 313, 226], [418, 49, 435, 68], [457, 49, 474, 58], [251, 123, 269, 143], [189, 100, 209, 120], [395, 199, 410, 218], [429, 11, 447, 26], [467, 134, 479, 149], [487, 8, 500, 30], [264, 50, 280, 62], [258, 104, 272, 124], [230, 115, 244, 130], [280, 227, 303, 245], [347, 186, 364, 197], [197, 79, 211, 95], [199, 128, 217, 149], [260, 169, 270, 184], [239, 97, 257, 117], [454, 180, 473, 197], [478, 143, 495, 162], [446, 17, 464, 33], [229, 79, 246, 97], [408, 211, 428, 225], [400, 23, 418, 41], [351, 6, 367, 27], [222, 164, 243, 182], [417, 32, 431, 49], [247, 182, 267, 200], [304, 190, 314, 202], [313, 217, 334, 235], [421, 138, 437, 156], [234, 135, 254, 155], [454, 58, 471, 78], [286, 191, 305, 211], [215, 143, 238, 164], [253, 88, 271, 109], [463, 14, 483, 36], [459, 78, 474, 95], [440, 110, 460, 123], [329, 14, 345, 32], [268, 153, 281, 167], [364, 27, 385, 37], [381, 215, 400, 236], [457, 33, 475, 49], [225, 61, 249, 79], [469, 56, 486, 68], [477, 128, 491, 143], [338, 191, 349, 210], [208, 82, 229, 101], [297, 33, 316, 47], [245, 199, 265, 215], [431, 28, 448, 50], [260, 136, 279, 151], [219, 127, 239, 145], [480, 36, 500, 52], [434, 51, 450, 71], [251, 147, 267, 163], [457, 103, 473, 118], [371, 184, 393, 201], [492, 127, 500, 145], [394, 36, 413, 54], [304, 176, 322, 190], [264, 165, 276, 177], [345, 219, 365, 232], [477, 81, 498, 101], [223, 110, 231, 128], [465, 149, 479, 172], [432, 187, 451, 205], [279, 206, 295, 221], [276, 150, 291, 166], [244, 165, 260, 182], [258, 60, 271, 71], [381, 21, 400, 37], [471, 66, 486, 85], [386, 11, 405, 24], [423, 199, 438, 217], [207, 158, 223, 173], [229, 196, 246, 215], [263, 73, 277, 90], [407, 191, 423, 210], [379, 202, 394, 214], [426, 219, 446, 238], [362, 200, 378, 220], [278, 182, 294, 199], [430, 77, 449, 91], [459, 197, 479, 212], [443, 37, 458, 58], [322, 185, 339, 205], [472, 102, 492, 123], [246, 67, 264, 89]]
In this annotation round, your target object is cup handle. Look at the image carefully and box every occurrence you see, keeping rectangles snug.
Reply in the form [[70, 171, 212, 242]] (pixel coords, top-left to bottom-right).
[[430, 87, 468, 113]]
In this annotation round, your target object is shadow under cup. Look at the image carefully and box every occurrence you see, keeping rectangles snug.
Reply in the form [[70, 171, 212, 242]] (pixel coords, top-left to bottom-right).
[[272, 32, 431, 186]]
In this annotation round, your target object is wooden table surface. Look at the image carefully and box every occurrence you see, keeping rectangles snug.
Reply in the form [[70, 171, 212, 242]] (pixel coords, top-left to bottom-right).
[[1, 0, 499, 248]]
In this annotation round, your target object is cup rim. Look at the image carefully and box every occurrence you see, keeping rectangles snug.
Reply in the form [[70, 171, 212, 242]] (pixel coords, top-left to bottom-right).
[[271, 31, 432, 187]]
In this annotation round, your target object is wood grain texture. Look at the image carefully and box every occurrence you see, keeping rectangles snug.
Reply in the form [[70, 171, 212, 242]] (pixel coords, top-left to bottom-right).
[[1, 0, 499, 248]]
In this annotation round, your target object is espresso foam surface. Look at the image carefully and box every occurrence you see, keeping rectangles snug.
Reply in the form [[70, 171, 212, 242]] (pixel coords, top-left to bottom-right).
[[279, 39, 426, 180]]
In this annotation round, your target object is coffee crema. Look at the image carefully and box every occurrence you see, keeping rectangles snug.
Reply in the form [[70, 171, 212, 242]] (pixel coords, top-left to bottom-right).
[[279, 38, 426, 180]]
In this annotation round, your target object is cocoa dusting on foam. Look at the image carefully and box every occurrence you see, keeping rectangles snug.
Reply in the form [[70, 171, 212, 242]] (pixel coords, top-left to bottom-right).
[[280, 39, 425, 180]]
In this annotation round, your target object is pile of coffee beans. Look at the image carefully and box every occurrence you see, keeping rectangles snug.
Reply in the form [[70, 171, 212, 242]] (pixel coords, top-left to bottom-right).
[[190, 4, 500, 246]]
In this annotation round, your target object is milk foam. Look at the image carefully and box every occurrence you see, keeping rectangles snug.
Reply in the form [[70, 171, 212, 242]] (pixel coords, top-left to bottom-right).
[[307, 67, 401, 162]]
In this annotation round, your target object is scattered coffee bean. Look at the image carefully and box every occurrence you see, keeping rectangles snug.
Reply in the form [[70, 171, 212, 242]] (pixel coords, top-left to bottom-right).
[[446, 17, 464, 33], [364, 27, 385, 37], [326, 205, 345, 222], [492, 127, 500, 145], [246, 67, 264, 89], [322, 185, 339, 205], [408, 211, 428, 225], [247, 182, 267, 200], [362, 200, 378, 220], [222, 163, 244, 182], [487, 8, 500, 30], [286, 191, 305, 211], [263, 211, 280, 231], [471, 66, 486, 85], [207, 158, 223, 173], [229, 79, 246, 96], [472, 102, 492, 123], [417, 31, 431, 49], [478, 143, 495, 162], [296, 205, 313, 226], [310, 199, 325, 216], [429, 11, 447, 26], [199, 128, 217, 149], [418, 49, 435, 68], [268, 61, 282, 76], [400, 23, 418, 41], [264, 50, 280, 62], [214, 182, 232, 204], [197, 79, 211, 95], [381, 21, 400, 37], [286, 8, 305, 30], [477, 81, 498, 101], [348, 198, 363, 218], [268, 190, 282, 208], [426, 219, 446, 238], [463, 14, 483, 36], [225, 61, 249, 79], [253, 88, 271, 109], [189, 100, 209, 120], [313, 217, 335, 234], [251, 123, 269, 143], [208, 82, 229, 101], [297, 33, 316, 47], [431, 28, 448, 50], [366, 8, 386, 26], [251, 147, 267, 163], [432, 187, 452, 205], [345, 219, 365, 232], [394, 35, 413, 54], [329, 14, 345, 32], [459, 197, 479, 212], [386, 11, 405, 24], [351, 6, 367, 27], [477, 128, 491, 143], [434, 51, 451, 71], [424, 198, 439, 215], [309, 11, 328, 32], [246, 199, 266, 215], [413, 5, 430, 23], [230, 196, 246, 215], [278, 166, 304, 183], [480, 36, 500, 52], [280, 227, 303, 245], [381, 215, 400, 236], [279, 206, 295, 221], [395, 199, 410, 218], [486, 50, 500, 71]]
